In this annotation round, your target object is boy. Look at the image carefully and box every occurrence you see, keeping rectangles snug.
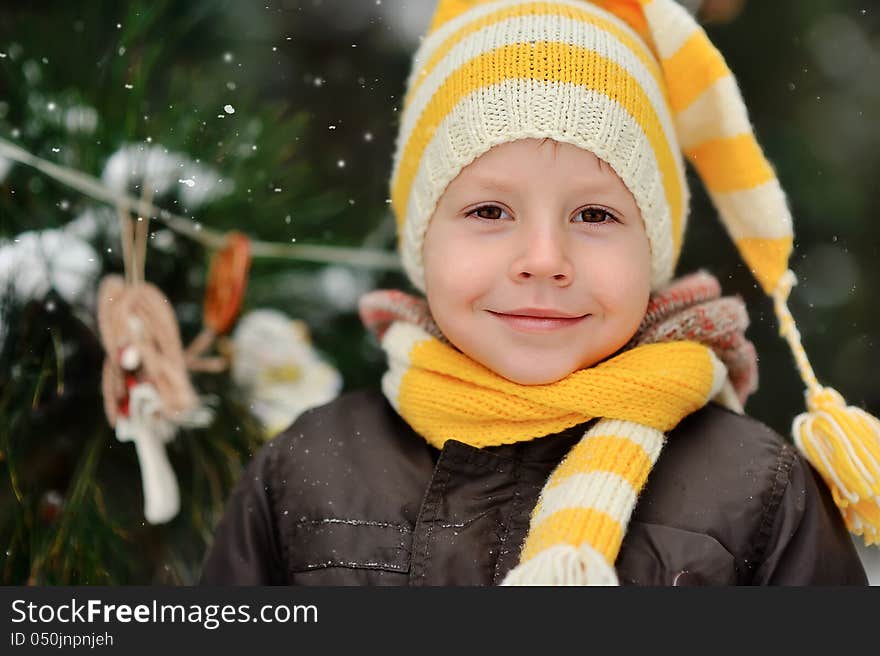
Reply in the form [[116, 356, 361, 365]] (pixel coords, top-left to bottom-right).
[[200, 0, 873, 585]]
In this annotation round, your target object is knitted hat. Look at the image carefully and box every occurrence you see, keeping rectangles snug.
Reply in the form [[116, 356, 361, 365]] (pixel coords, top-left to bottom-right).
[[389, 0, 880, 544]]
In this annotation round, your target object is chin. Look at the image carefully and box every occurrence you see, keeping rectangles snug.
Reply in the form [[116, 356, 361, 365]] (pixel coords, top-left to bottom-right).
[[496, 364, 576, 386]]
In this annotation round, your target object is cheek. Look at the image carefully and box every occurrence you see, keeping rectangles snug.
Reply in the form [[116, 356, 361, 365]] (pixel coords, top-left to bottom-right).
[[584, 236, 652, 318], [618, 239, 653, 321], [425, 263, 485, 320], [423, 223, 494, 307]]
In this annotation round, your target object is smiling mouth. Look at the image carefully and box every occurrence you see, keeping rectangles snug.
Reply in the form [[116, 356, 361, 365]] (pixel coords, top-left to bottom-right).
[[487, 310, 589, 333]]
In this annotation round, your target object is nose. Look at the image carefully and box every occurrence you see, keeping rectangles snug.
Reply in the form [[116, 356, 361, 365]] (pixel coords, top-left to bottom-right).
[[508, 222, 574, 285]]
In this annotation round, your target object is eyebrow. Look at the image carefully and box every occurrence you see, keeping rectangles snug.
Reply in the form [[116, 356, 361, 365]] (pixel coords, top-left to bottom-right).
[[467, 176, 520, 194], [468, 175, 615, 194]]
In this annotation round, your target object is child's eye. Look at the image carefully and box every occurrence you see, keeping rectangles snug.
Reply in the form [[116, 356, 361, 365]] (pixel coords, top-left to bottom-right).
[[574, 207, 618, 225], [464, 205, 618, 224], [466, 204, 509, 221]]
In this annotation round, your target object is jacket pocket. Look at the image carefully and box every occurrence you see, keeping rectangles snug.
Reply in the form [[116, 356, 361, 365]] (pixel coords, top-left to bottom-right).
[[616, 521, 738, 586], [281, 517, 412, 580]]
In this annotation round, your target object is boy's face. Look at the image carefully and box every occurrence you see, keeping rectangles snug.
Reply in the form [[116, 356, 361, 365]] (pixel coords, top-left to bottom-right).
[[422, 138, 652, 385]]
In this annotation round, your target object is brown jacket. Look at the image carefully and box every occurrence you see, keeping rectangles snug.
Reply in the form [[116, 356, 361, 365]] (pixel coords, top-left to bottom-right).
[[199, 388, 868, 585]]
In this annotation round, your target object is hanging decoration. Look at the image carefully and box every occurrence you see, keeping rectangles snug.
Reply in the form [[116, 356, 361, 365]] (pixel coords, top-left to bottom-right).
[[96, 193, 212, 525], [185, 231, 252, 372]]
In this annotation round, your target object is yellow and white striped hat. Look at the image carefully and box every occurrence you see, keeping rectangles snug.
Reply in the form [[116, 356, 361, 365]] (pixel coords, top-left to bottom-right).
[[390, 0, 791, 296], [389, 0, 880, 544]]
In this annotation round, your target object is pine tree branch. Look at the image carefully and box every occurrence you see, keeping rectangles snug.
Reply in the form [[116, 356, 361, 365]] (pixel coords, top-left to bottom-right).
[[28, 428, 106, 584], [0, 138, 403, 271]]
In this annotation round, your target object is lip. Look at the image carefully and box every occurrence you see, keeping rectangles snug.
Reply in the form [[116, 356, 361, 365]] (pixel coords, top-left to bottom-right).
[[488, 309, 588, 333], [501, 307, 584, 318]]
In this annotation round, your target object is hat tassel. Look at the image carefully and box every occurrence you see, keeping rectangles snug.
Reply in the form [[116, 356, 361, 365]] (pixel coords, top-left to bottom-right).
[[772, 271, 880, 545]]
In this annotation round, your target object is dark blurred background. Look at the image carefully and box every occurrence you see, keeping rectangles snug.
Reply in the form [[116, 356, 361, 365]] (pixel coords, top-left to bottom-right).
[[0, 0, 877, 584]]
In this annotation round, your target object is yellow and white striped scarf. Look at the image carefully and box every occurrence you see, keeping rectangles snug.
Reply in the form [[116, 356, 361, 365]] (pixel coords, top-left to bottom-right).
[[379, 321, 728, 585]]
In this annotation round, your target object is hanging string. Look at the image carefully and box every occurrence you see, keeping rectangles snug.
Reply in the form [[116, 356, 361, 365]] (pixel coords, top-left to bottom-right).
[[115, 179, 155, 285], [0, 137, 402, 271], [116, 205, 136, 286], [133, 183, 154, 284]]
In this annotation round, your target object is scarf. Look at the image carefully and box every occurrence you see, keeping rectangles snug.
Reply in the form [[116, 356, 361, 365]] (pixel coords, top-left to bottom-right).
[[359, 270, 758, 585]]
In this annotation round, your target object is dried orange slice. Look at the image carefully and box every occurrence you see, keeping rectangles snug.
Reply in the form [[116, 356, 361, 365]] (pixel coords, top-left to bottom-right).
[[203, 232, 251, 334]]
